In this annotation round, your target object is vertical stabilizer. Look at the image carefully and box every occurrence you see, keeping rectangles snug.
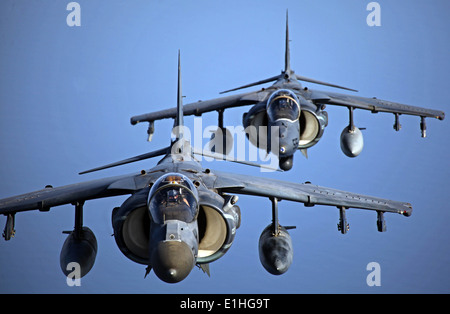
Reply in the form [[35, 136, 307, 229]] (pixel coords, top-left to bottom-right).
[[173, 50, 184, 141], [284, 10, 291, 74]]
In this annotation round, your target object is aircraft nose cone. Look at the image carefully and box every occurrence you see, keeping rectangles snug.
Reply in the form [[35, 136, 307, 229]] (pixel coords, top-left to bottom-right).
[[151, 240, 194, 283]]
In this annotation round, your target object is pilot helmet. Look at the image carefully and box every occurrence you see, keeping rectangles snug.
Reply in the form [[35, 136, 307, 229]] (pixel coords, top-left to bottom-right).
[[148, 173, 199, 224], [266, 89, 301, 121]]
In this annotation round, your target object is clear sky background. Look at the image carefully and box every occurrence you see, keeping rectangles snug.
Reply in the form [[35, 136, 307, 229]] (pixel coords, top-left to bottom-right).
[[0, 0, 449, 293]]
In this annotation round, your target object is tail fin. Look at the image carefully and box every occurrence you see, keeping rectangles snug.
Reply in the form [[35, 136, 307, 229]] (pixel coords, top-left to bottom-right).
[[79, 50, 284, 175], [285, 9, 291, 74], [173, 50, 184, 141], [220, 11, 357, 94], [79, 51, 185, 175]]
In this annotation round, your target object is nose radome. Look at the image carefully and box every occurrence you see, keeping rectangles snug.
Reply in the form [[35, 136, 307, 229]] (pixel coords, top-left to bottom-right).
[[151, 240, 195, 283]]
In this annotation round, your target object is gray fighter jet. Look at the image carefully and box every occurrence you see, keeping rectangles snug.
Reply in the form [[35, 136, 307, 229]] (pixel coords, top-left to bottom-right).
[[130, 12, 445, 171], [0, 52, 412, 283]]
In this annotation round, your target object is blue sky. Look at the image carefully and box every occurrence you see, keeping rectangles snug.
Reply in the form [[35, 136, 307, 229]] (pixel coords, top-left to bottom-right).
[[0, 0, 449, 293]]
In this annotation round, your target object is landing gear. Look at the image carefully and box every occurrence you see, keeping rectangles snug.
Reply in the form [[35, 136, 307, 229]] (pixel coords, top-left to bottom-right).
[[2, 213, 15, 241], [337, 207, 349, 234], [420, 116, 427, 138], [393, 113, 402, 131], [377, 211, 387, 232]]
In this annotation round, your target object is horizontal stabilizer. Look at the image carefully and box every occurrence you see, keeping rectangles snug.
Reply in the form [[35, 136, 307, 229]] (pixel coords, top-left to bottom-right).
[[295, 74, 357, 92], [220, 75, 280, 94], [192, 148, 282, 172], [79, 146, 170, 175], [219, 73, 357, 95]]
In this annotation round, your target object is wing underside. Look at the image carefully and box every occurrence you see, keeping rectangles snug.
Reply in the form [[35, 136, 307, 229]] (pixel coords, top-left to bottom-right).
[[0, 172, 159, 215], [208, 170, 412, 216], [130, 90, 270, 125], [1, 164, 412, 218], [307, 89, 445, 120]]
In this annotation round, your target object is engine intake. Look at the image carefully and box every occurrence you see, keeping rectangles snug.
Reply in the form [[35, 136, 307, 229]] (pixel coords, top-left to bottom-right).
[[112, 188, 151, 265], [196, 190, 240, 264], [298, 109, 327, 149], [243, 107, 327, 152]]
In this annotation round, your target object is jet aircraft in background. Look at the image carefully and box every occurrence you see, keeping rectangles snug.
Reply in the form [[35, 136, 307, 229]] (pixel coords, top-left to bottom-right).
[[130, 12, 445, 171], [0, 52, 413, 283]]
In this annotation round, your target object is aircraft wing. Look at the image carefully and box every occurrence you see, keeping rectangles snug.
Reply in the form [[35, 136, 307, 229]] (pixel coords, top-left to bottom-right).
[[130, 89, 271, 125], [0, 171, 161, 215], [208, 170, 412, 216], [131, 86, 444, 125], [305, 88, 445, 120]]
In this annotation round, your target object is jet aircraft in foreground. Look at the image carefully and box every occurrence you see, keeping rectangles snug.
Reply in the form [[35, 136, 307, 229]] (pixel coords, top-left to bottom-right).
[[130, 12, 445, 171], [0, 53, 412, 283]]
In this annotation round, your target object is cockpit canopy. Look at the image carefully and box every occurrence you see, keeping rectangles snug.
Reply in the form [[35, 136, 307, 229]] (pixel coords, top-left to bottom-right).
[[148, 173, 199, 224], [266, 89, 301, 122]]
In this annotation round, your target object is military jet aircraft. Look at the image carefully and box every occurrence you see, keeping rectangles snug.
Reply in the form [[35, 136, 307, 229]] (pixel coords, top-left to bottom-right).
[[0, 52, 413, 284], [130, 12, 445, 171]]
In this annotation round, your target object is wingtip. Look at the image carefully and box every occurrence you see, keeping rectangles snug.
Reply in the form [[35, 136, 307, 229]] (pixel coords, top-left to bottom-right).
[[78, 168, 100, 175], [401, 203, 413, 217], [79, 168, 95, 175]]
